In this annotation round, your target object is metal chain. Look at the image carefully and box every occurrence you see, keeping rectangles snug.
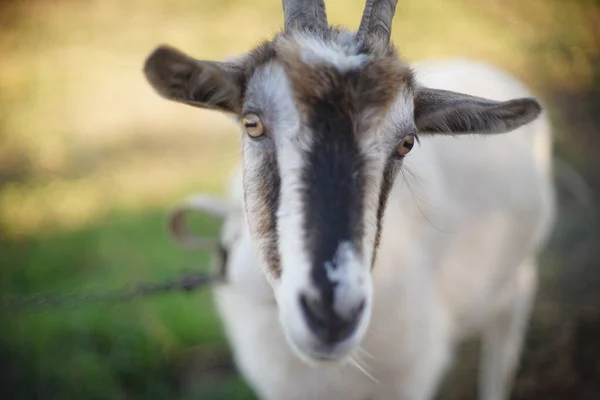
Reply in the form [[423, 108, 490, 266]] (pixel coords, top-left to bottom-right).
[[0, 270, 220, 315], [1, 196, 230, 315]]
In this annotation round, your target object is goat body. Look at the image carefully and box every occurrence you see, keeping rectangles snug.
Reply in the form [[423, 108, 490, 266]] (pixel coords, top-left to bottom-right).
[[209, 59, 555, 400]]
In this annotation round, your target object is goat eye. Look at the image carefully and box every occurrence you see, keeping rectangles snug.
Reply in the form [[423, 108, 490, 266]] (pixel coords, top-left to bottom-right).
[[242, 113, 264, 138], [396, 135, 415, 157]]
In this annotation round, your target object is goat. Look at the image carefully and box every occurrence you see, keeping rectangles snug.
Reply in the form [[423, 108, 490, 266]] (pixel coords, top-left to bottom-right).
[[144, 1, 556, 399]]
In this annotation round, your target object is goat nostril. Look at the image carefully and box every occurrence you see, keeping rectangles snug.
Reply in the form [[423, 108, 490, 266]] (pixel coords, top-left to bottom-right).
[[300, 294, 328, 329], [299, 294, 364, 345], [354, 300, 365, 319]]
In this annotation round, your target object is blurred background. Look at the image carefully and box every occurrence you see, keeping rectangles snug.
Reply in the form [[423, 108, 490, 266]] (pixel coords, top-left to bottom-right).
[[0, 0, 598, 399]]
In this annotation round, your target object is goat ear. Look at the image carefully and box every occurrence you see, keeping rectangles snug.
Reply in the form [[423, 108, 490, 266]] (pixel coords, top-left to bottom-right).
[[413, 88, 542, 135], [144, 45, 244, 114]]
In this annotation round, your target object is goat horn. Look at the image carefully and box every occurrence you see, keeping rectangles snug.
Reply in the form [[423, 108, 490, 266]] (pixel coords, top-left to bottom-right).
[[283, 0, 328, 32], [167, 194, 232, 250], [168, 207, 220, 250], [358, 0, 398, 44]]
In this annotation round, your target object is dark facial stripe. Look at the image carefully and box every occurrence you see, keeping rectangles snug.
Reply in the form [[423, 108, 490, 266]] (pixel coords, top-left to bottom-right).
[[371, 156, 398, 268], [249, 152, 282, 277], [301, 81, 366, 302]]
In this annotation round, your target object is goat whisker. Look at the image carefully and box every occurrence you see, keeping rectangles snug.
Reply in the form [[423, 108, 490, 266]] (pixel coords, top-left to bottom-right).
[[349, 355, 380, 384], [400, 167, 455, 234], [357, 346, 376, 360]]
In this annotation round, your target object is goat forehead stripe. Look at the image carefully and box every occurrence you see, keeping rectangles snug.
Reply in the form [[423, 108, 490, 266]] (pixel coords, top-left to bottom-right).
[[301, 87, 366, 299], [274, 35, 414, 119]]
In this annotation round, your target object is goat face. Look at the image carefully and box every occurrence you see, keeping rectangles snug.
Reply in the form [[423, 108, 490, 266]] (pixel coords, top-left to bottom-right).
[[144, 0, 542, 364]]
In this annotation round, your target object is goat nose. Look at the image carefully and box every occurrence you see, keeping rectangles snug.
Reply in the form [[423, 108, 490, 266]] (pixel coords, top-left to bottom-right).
[[299, 294, 365, 345]]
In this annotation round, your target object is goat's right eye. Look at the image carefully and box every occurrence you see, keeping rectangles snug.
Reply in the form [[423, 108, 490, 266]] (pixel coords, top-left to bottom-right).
[[242, 113, 265, 138]]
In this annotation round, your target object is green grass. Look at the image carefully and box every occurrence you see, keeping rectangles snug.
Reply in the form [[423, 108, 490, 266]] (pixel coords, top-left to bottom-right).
[[0, 208, 257, 399]]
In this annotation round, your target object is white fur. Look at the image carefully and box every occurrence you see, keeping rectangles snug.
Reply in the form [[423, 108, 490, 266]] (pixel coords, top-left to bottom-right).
[[291, 32, 371, 71], [197, 58, 556, 400], [326, 242, 372, 330]]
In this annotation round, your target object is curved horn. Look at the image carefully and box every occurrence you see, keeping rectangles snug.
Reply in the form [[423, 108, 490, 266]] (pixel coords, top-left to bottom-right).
[[168, 207, 219, 249], [167, 194, 232, 250], [358, 0, 398, 44], [283, 0, 328, 32]]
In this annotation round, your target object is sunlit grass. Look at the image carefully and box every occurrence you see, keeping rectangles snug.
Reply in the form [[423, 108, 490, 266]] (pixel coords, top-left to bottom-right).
[[0, 1, 597, 238], [0, 130, 239, 237]]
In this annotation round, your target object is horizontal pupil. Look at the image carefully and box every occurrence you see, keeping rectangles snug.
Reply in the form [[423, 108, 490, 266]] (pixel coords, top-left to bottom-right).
[[245, 121, 258, 128], [403, 141, 414, 149]]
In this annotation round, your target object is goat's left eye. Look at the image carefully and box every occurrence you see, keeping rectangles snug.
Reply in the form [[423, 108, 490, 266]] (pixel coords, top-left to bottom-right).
[[242, 113, 265, 138], [396, 135, 415, 157]]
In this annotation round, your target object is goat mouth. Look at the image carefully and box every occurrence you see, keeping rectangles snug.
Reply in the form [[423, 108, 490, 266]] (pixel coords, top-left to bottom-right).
[[295, 345, 354, 365], [286, 332, 361, 365]]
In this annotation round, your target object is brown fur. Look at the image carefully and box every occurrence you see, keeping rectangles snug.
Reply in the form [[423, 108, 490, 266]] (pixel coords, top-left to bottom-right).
[[273, 33, 414, 136], [243, 153, 282, 277]]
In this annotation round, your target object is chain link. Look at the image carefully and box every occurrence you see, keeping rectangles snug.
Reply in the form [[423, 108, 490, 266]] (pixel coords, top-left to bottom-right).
[[1, 196, 230, 315], [1, 270, 220, 315]]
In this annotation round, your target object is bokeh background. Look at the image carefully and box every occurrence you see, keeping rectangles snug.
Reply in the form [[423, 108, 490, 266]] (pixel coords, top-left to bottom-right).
[[1, 0, 599, 399]]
